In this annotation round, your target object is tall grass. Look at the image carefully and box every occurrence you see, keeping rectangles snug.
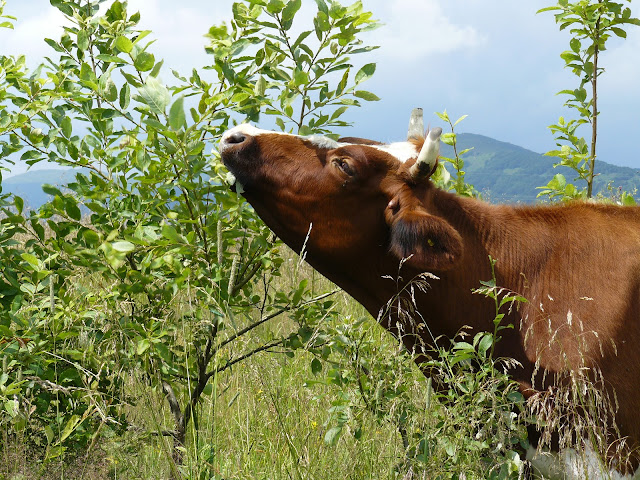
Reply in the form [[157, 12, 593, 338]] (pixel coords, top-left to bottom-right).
[[1, 250, 411, 479]]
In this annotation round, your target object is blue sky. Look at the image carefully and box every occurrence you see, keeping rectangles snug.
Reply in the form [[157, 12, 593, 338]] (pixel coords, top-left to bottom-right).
[[1, 0, 639, 172]]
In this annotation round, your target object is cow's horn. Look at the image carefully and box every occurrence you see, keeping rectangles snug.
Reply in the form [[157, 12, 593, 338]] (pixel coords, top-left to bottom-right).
[[409, 127, 443, 179], [407, 108, 424, 140]]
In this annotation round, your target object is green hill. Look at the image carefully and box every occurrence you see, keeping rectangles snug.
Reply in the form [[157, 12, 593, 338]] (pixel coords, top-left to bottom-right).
[[445, 133, 640, 203], [1, 168, 79, 210], [2, 135, 639, 207]]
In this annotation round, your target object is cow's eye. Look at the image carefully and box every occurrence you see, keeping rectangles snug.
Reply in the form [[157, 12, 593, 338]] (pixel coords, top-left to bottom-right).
[[334, 158, 355, 177]]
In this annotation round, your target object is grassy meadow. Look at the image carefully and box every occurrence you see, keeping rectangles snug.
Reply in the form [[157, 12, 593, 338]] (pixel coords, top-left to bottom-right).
[[1, 255, 426, 480]]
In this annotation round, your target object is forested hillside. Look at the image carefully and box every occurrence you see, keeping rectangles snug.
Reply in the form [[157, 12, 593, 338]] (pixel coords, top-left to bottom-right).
[[445, 133, 640, 203]]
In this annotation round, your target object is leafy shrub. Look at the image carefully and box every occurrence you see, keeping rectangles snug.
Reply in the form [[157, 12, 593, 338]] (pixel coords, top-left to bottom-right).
[[0, 0, 379, 473]]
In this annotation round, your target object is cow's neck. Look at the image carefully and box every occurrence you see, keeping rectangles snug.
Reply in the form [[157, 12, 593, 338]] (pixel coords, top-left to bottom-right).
[[303, 188, 548, 361], [429, 188, 547, 296]]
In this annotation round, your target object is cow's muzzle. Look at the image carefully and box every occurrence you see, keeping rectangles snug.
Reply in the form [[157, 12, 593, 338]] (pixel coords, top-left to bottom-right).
[[220, 125, 260, 167], [219, 126, 257, 155], [219, 125, 265, 189], [220, 131, 247, 150]]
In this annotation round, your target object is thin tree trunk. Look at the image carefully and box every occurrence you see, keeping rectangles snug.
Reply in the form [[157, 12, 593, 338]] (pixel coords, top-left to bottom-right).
[[587, 14, 600, 198], [163, 381, 186, 479]]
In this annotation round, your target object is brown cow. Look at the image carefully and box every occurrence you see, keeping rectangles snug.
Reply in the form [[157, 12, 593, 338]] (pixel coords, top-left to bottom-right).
[[219, 111, 640, 477]]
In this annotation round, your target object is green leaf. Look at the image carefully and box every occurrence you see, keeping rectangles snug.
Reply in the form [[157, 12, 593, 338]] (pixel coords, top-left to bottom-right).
[[477, 334, 493, 358], [536, 6, 561, 13], [354, 63, 375, 84], [254, 76, 266, 96], [292, 30, 312, 50], [292, 279, 307, 305], [77, 30, 89, 51], [330, 105, 348, 121], [574, 87, 587, 102], [134, 52, 155, 72], [169, 96, 186, 130], [282, 0, 301, 22], [569, 38, 581, 53], [42, 184, 63, 197], [137, 76, 170, 114], [122, 72, 142, 87], [267, 0, 286, 14], [435, 110, 449, 123], [65, 198, 81, 221], [61, 116, 73, 138], [328, 2, 345, 19], [559, 51, 580, 63], [293, 69, 309, 86], [95, 54, 128, 64], [59, 415, 81, 443], [137, 338, 150, 355], [115, 35, 133, 53], [119, 83, 130, 109], [112, 241, 135, 253], [324, 426, 342, 445], [14, 196, 24, 214], [101, 76, 118, 102], [44, 425, 55, 444], [353, 90, 380, 101], [315, 11, 331, 34], [311, 358, 322, 375], [150, 59, 164, 78], [611, 27, 627, 38], [83, 229, 100, 246], [162, 224, 183, 243], [453, 115, 468, 127], [21, 253, 41, 269], [79, 63, 96, 83], [315, 0, 329, 15], [453, 341, 474, 352], [622, 192, 637, 206]]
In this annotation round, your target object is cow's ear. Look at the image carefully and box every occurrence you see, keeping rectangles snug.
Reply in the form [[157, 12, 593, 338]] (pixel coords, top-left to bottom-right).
[[386, 207, 463, 271]]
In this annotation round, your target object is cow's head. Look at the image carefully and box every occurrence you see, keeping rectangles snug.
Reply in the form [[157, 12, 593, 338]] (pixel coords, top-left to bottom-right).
[[219, 109, 463, 274]]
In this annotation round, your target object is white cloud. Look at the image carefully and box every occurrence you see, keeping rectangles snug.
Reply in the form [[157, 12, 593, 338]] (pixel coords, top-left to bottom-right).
[[371, 0, 486, 60], [0, 6, 68, 60], [0, 1, 233, 71], [600, 29, 640, 92], [104, 0, 232, 71]]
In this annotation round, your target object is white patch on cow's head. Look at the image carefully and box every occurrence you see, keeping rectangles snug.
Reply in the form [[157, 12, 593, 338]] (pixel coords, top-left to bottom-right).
[[221, 124, 419, 162], [372, 142, 420, 163], [221, 124, 343, 150], [221, 123, 267, 142], [304, 135, 342, 150]]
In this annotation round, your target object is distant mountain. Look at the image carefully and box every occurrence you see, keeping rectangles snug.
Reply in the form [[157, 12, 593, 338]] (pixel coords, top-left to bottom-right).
[[1, 169, 79, 210], [2, 135, 639, 208], [444, 133, 640, 203]]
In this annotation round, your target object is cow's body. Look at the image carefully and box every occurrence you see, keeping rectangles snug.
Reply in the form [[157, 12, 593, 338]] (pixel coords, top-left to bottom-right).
[[219, 121, 640, 475]]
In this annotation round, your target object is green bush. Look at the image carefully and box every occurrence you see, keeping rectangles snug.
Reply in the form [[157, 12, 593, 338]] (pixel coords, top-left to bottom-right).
[[0, 0, 378, 473]]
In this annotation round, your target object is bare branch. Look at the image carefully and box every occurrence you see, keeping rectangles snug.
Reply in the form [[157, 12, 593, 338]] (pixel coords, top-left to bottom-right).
[[209, 338, 286, 377], [215, 290, 338, 351]]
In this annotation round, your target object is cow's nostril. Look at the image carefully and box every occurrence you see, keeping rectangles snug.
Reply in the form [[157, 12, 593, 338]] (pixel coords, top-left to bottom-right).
[[226, 133, 246, 145]]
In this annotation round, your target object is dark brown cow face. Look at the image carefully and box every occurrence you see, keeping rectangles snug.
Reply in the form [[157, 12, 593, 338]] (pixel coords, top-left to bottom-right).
[[219, 124, 462, 272]]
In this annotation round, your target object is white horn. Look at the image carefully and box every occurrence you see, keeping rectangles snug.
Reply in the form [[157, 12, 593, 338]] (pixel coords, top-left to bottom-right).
[[407, 108, 424, 140], [409, 127, 443, 179]]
